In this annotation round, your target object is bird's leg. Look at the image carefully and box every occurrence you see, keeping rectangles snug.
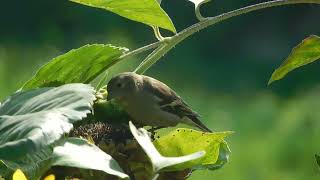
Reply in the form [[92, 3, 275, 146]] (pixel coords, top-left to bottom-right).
[[149, 126, 166, 140], [149, 127, 156, 140]]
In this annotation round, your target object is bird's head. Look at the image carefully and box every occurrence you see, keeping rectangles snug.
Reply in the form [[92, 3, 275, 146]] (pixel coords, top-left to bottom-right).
[[107, 72, 140, 101]]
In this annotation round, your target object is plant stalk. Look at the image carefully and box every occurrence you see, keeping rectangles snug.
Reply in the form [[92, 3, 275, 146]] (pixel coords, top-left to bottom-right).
[[135, 0, 320, 74]]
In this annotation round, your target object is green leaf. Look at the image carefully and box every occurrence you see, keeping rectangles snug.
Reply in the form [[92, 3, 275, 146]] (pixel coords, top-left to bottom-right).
[[129, 122, 205, 173], [0, 148, 53, 179], [153, 128, 232, 171], [1, 138, 128, 179], [95, 71, 109, 90], [52, 137, 128, 179], [208, 142, 230, 170], [22, 44, 128, 90], [268, 35, 320, 85], [70, 0, 176, 33], [93, 100, 131, 126], [0, 84, 95, 161]]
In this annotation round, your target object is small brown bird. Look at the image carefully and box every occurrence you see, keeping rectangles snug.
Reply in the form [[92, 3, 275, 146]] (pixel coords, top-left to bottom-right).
[[107, 72, 212, 132]]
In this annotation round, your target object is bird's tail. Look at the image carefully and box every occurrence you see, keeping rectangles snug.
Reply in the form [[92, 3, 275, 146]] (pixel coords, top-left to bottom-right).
[[188, 115, 213, 132]]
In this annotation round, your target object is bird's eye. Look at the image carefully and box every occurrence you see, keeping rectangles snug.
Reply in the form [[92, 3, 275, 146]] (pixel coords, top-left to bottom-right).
[[117, 83, 123, 88]]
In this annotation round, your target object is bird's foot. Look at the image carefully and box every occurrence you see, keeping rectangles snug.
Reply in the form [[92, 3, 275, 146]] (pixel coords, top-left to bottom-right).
[[149, 126, 166, 140]]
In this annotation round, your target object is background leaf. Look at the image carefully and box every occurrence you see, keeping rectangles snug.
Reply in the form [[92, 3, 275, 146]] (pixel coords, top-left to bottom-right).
[[268, 35, 320, 84], [0, 84, 95, 160], [70, 0, 176, 33], [52, 137, 128, 179], [22, 44, 128, 90], [153, 128, 232, 171]]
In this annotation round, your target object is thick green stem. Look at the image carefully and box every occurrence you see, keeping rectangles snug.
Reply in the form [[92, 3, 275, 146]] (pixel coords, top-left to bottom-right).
[[135, 0, 320, 74]]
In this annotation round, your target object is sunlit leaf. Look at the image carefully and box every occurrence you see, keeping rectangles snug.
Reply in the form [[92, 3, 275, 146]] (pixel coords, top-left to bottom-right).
[[71, 0, 176, 33], [268, 35, 320, 85], [208, 142, 230, 170], [52, 137, 128, 179], [22, 44, 128, 90], [12, 169, 27, 180], [129, 122, 205, 173], [153, 128, 232, 171], [0, 84, 95, 160]]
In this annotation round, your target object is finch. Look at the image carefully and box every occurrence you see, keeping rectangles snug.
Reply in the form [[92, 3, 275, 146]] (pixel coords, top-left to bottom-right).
[[106, 72, 212, 132]]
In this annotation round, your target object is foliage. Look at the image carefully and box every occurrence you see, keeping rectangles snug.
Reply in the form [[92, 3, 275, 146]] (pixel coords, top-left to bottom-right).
[[154, 129, 232, 171], [1, 0, 320, 179], [269, 35, 320, 85], [70, 0, 176, 33], [129, 122, 205, 178], [22, 44, 127, 90], [0, 84, 95, 160], [52, 137, 128, 178]]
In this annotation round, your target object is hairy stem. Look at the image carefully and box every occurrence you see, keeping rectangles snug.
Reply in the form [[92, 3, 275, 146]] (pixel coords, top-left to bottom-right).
[[135, 0, 320, 74]]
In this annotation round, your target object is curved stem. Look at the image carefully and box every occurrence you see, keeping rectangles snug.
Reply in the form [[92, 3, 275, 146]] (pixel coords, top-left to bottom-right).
[[152, 26, 165, 41], [135, 0, 320, 74], [175, 0, 320, 43]]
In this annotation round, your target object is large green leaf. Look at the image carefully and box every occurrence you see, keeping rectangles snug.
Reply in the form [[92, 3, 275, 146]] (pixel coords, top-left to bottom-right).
[[153, 128, 232, 171], [70, 0, 176, 33], [52, 137, 128, 179], [268, 35, 320, 85], [0, 148, 53, 179], [22, 44, 128, 90], [1, 138, 128, 179], [129, 122, 205, 173], [0, 84, 95, 161]]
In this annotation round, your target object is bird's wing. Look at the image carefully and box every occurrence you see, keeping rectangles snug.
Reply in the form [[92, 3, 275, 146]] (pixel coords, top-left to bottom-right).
[[142, 76, 212, 132], [142, 76, 196, 117]]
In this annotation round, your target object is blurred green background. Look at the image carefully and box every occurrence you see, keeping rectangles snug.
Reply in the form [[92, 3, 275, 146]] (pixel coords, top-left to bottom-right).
[[1, 0, 320, 179]]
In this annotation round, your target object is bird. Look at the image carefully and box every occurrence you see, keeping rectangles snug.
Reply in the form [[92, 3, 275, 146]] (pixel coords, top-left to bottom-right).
[[106, 72, 212, 132]]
